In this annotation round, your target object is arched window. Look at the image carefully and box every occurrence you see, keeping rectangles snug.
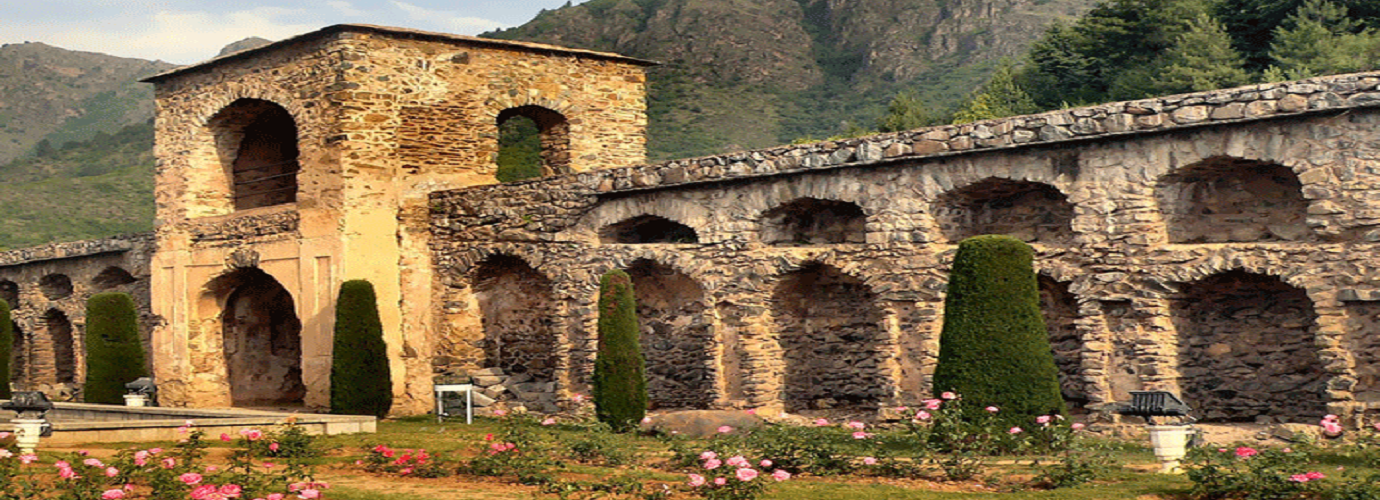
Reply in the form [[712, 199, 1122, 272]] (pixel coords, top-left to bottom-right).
[[496, 106, 570, 182], [760, 198, 866, 246], [92, 266, 138, 290], [600, 215, 699, 244], [0, 280, 18, 309], [1157, 157, 1310, 243], [39, 274, 72, 301], [773, 263, 887, 410], [209, 99, 300, 210], [934, 178, 1074, 244]]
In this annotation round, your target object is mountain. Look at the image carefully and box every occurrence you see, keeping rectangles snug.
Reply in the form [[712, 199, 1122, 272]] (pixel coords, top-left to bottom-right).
[[0, 42, 174, 164], [485, 0, 1096, 160]]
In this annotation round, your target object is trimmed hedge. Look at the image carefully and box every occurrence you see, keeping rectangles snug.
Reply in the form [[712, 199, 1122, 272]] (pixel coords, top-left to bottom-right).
[[0, 299, 11, 400], [932, 235, 1066, 423], [83, 292, 148, 404], [330, 280, 392, 418], [593, 269, 647, 432]]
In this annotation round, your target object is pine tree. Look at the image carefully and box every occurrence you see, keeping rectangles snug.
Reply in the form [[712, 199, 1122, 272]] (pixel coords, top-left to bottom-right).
[[932, 235, 1066, 424], [0, 299, 12, 400], [1269, 0, 1380, 79], [952, 61, 1041, 124], [1140, 14, 1252, 96], [330, 280, 393, 418], [877, 90, 944, 132], [83, 292, 148, 404], [592, 269, 647, 432]]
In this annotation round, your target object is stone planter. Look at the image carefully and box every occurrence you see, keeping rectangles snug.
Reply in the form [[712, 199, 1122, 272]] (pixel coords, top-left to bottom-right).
[[124, 394, 150, 407], [1147, 424, 1194, 473], [12, 418, 46, 455]]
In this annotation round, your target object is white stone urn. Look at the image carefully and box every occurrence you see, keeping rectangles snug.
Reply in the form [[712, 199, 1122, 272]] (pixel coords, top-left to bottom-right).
[[1147, 424, 1194, 473], [124, 394, 149, 407], [12, 418, 46, 455]]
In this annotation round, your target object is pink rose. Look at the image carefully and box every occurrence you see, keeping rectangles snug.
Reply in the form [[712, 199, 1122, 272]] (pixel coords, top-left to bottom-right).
[[812, 418, 829, 426], [717, 425, 733, 434], [84, 458, 104, 467], [19, 454, 37, 464], [1306, 471, 1325, 480], [1072, 423, 1086, 431], [852, 431, 870, 439], [105, 467, 119, 477], [493, 409, 507, 417], [772, 469, 791, 482], [1009, 427, 1023, 434], [59, 467, 79, 480], [1235, 447, 1258, 458], [863, 457, 877, 465], [760, 459, 772, 467], [687, 474, 706, 487], [699, 451, 718, 460], [846, 421, 866, 430], [220, 484, 243, 497], [736, 467, 759, 481], [1036, 415, 1052, 425], [746, 408, 757, 414], [704, 458, 722, 470], [641, 416, 652, 424], [298, 489, 320, 500], [101, 490, 125, 500], [180, 472, 203, 485], [726, 456, 749, 467], [269, 442, 280, 452], [924, 399, 942, 410], [1290, 474, 1310, 483], [189, 484, 217, 500], [714, 477, 727, 486], [915, 410, 931, 421], [267, 494, 284, 500], [541, 418, 556, 426], [941, 391, 957, 400], [220, 433, 232, 442], [985, 406, 999, 413]]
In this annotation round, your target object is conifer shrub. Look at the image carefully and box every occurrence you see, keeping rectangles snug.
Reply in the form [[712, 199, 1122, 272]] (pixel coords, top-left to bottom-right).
[[83, 292, 147, 404], [592, 269, 647, 432], [0, 299, 11, 400], [932, 235, 1066, 424], [330, 279, 392, 417]]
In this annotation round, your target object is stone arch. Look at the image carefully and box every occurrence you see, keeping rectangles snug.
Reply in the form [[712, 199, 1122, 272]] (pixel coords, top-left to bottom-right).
[[473, 254, 560, 382], [91, 266, 138, 290], [1171, 270, 1325, 422], [496, 105, 571, 179], [626, 259, 714, 409], [759, 197, 867, 246], [772, 262, 889, 410], [600, 215, 699, 244], [39, 274, 73, 301], [934, 177, 1074, 244], [0, 280, 17, 309], [208, 98, 301, 210], [1038, 275, 1086, 411], [206, 268, 305, 406], [41, 309, 76, 384], [1156, 156, 1311, 243]]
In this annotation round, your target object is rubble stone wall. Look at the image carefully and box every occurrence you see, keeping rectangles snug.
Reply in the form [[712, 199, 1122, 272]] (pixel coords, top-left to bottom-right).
[[431, 72, 1380, 422]]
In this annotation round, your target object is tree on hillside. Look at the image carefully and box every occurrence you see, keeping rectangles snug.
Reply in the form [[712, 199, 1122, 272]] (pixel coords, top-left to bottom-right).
[[1132, 14, 1252, 97], [1215, 0, 1380, 71], [951, 61, 1040, 124], [877, 90, 946, 132], [1267, 0, 1380, 80]]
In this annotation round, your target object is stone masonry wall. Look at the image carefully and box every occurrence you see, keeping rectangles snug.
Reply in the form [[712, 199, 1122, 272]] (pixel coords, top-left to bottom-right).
[[0, 233, 156, 400], [431, 72, 1380, 422]]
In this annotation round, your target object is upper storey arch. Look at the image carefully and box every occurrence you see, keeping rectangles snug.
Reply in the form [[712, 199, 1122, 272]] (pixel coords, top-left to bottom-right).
[[207, 98, 302, 211], [759, 197, 867, 246], [495, 105, 572, 181], [1156, 156, 1311, 243]]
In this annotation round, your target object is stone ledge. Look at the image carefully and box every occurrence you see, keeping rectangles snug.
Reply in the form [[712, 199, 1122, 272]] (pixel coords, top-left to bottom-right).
[[0, 233, 153, 268]]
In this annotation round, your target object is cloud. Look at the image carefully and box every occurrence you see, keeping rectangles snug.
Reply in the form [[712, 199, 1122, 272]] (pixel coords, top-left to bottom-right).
[[390, 1, 507, 34], [1, 7, 319, 64], [326, 1, 367, 18]]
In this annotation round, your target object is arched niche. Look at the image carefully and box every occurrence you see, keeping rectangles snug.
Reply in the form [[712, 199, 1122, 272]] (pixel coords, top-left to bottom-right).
[[496, 105, 571, 181], [1172, 270, 1324, 421], [600, 215, 699, 244], [473, 255, 559, 382], [0, 280, 17, 309], [42, 309, 76, 384], [772, 263, 888, 410], [1156, 157, 1310, 243], [626, 260, 713, 409], [92, 266, 138, 290], [208, 98, 301, 210], [760, 198, 866, 246], [214, 268, 305, 406], [40, 274, 73, 301], [934, 178, 1074, 244], [1038, 276, 1085, 411]]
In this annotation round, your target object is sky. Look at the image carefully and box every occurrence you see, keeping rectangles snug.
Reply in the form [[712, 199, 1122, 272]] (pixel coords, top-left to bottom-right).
[[0, 0, 590, 64]]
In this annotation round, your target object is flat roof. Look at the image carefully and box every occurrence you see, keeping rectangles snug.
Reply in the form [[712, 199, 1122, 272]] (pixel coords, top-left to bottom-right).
[[143, 23, 658, 83]]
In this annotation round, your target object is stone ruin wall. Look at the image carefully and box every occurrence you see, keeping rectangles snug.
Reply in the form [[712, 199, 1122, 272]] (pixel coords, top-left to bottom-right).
[[429, 72, 1380, 425], [0, 234, 157, 401]]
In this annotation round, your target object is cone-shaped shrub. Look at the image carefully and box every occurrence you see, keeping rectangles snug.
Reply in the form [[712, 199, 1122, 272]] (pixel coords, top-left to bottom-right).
[[330, 280, 392, 417], [932, 235, 1066, 423], [83, 292, 147, 404], [0, 299, 12, 400], [593, 269, 647, 432]]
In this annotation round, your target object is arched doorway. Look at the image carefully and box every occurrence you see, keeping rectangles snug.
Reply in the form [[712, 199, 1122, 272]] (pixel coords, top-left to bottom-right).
[[219, 269, 305, 406]]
